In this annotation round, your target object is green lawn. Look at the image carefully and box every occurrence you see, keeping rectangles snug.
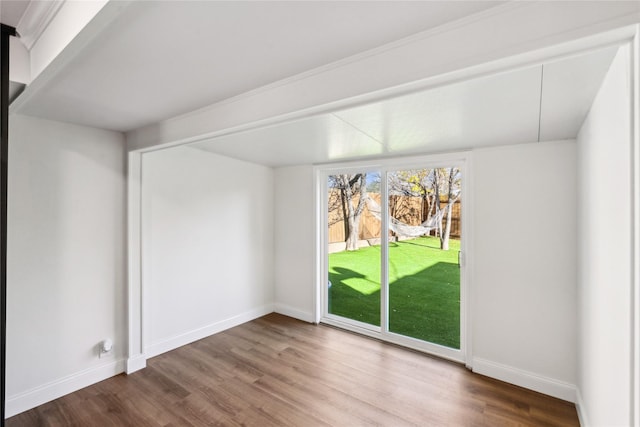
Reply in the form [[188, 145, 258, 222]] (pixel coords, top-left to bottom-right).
[[328, 236, 460, 348]]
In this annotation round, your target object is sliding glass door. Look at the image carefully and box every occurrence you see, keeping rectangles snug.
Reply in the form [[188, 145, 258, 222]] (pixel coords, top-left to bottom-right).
[[386, 167, 461, 350], [326, 172, 381, 329], [321, 157, 466, 361]]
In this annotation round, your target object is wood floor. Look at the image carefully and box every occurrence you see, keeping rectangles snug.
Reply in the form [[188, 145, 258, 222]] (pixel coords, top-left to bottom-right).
[[7, 314, 579, 426]]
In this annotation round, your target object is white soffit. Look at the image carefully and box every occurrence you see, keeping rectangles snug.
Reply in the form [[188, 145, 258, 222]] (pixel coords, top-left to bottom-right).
[[191, 46, 618, 167], [539, 46, 618, 141], [12, 0, 502, 132], [334, 66, 542, 155], [191, 115, 384, 167]]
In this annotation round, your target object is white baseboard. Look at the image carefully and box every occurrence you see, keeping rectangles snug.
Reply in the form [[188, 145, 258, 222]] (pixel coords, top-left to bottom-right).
[[144, 304, 274, 358], [575, 388, 589, 426], [126, 354, 147, 374], [472, 357, 577, 403], [274, 303, 314, 323], [6, 358, 126, 418]]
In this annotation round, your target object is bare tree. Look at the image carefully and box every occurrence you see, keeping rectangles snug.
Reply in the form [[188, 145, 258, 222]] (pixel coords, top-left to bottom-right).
[[432, 169, 444, 239], [387, 171, 413, 228], [389, 167, 461, 249], [330, 173, 368, 251], [332, 168, 460, 251], [389, 169, 437, 226], [440, 167, 461, 250]]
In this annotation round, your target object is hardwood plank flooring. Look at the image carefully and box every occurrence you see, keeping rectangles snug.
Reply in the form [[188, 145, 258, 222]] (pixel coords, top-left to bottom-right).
[[7, 314, 579, 426]]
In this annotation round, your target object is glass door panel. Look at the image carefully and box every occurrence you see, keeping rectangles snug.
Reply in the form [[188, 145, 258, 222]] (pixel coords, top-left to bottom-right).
[[327, 172, 381, 327], [386, 168, 461, 349]]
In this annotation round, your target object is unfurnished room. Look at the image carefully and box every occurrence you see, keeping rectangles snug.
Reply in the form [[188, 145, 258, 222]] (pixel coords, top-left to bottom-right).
[[0, 1, 639, 426]]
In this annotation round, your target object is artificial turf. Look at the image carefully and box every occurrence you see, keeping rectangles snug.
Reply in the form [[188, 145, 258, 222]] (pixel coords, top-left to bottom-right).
[[328, 236, 460, 348]]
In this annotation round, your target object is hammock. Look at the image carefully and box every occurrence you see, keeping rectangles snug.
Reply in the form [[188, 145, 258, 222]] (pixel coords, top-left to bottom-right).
[[364, 196, 445, 238]]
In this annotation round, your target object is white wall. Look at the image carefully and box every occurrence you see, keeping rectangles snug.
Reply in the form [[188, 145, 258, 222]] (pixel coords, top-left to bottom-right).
[[577, 46, 632, 427], [274, 165, 315, 322], [6, 115, 126, 416], [472, 140, 578, 401], [141, 146, 275, 357], [272, 141, 578, 401]]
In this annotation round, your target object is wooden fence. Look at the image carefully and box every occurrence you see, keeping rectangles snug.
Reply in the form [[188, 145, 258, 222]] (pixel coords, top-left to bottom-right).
[[328, 191, 460, 244]]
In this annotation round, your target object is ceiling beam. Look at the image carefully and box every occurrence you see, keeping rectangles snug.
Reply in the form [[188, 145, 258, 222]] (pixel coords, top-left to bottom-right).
[[124, 1, 640, 152]]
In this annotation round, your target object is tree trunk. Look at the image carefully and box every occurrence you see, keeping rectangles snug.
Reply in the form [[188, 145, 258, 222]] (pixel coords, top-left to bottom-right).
[[440, 167, 458, 250], [339, 173, 367, 251], [427, 192, 436, 236], [434, 171, 442, 238], [340, 189, 349, 241], [342, 177, 357, 250], [346, 214, 360, 251], [421, 194, 430, 223], [441, 202, 453, 250]]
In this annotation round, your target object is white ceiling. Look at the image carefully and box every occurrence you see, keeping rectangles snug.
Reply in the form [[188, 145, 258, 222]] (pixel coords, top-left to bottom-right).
[[3, 2, 619, 168], [11, 0, 502, 132], [0, 0, 30, 28], [191, 46, 617, 167]]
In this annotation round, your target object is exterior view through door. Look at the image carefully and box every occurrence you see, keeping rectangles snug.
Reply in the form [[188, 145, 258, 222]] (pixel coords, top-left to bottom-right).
[[324, 164, 464, 360]]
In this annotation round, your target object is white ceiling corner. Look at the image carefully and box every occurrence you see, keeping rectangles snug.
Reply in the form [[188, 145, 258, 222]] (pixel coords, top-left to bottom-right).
[[15, 0, 65, 49], [0, 0, 28, 28], [539, 46, 618, 141]]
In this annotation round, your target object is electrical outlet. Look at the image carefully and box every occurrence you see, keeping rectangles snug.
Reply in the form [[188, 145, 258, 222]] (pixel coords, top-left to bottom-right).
[[99, 339, 114, 359]]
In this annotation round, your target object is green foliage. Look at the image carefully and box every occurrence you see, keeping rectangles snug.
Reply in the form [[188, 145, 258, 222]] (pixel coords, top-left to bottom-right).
[[328, 236, 460, 348]]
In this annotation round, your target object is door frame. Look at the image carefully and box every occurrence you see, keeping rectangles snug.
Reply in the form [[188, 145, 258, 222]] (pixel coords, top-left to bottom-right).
[[315, 151, 472, 364]]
